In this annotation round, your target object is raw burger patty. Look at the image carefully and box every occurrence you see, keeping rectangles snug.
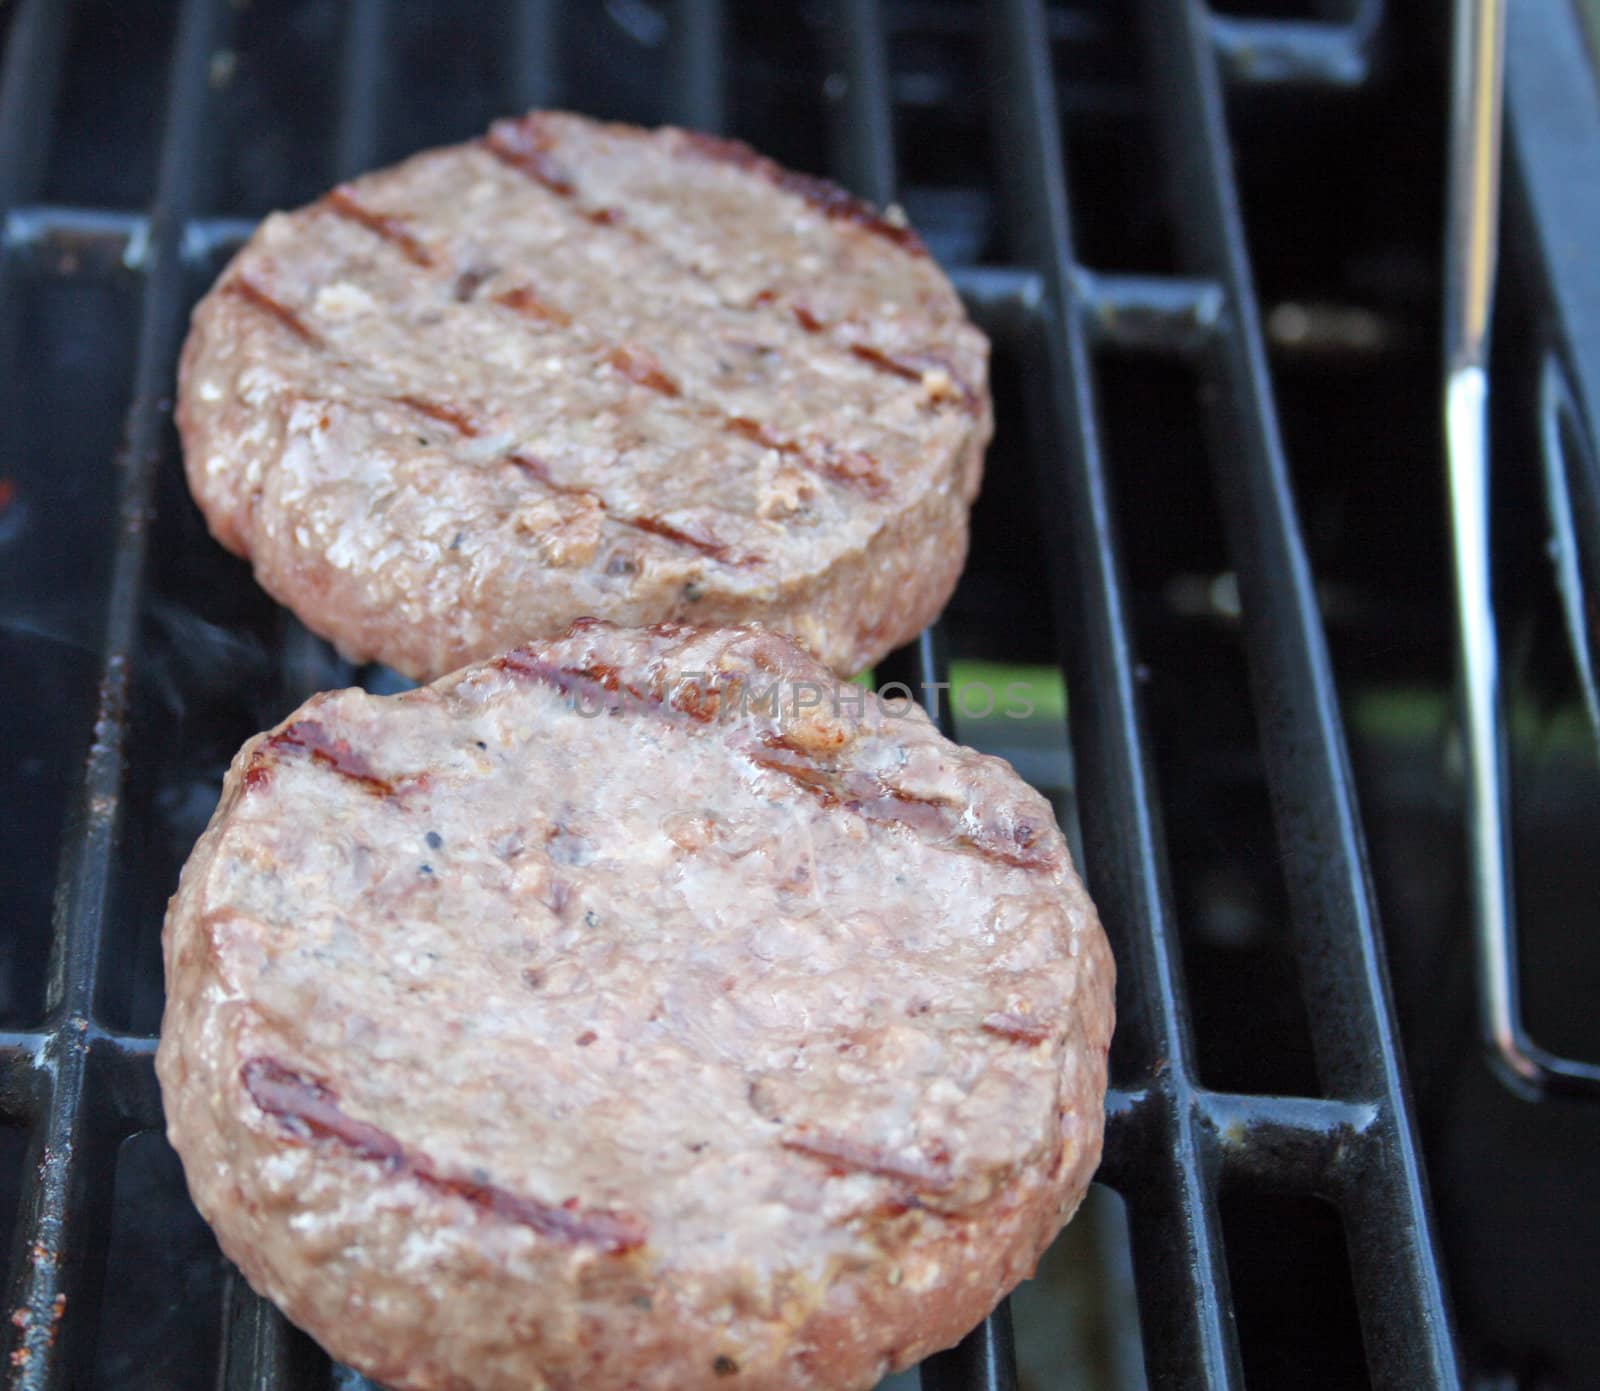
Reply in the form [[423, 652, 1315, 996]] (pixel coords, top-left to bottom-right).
[[158, 621, 1113, 1391], [177, 111, 991, 680]]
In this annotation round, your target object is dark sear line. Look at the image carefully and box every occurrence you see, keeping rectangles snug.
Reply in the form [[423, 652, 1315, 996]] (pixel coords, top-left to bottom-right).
[[725, 416, 888, 499], [242, 1057, 648, 1253], [391, 394, 481, 436], [758, 291, 978, 403], [495, 283, 572, 326], [496, 652, 654, 712], [606, 346, 680, 397], [980, 1012, 1055, 1046], [480, 121, 576, 197], [849, 343, 981, 412], [244, 718, 405, 796], [781, 297, 825, 332], [479, 113, 979, 413], [507, 452, 764, 567], [747, 733, 1054, 872], [324, 185, 436, 267], [494, 649, 737, 723], [625, 513, 755, 565], [849, 343, 921, 382], [675, 129, 928, 257], [223, 277, 325, 347], [779, 1128, 953, 1194], [480, 125, 632, 232]]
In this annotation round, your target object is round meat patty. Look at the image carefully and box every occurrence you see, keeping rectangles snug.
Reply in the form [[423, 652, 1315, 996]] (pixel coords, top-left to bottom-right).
[[158, 621, 1113, 1391], [177, 111, 991, 681]]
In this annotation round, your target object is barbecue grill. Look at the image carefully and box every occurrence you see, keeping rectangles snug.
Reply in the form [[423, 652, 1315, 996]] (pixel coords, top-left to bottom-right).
[[3, 1, 1598, 1387]]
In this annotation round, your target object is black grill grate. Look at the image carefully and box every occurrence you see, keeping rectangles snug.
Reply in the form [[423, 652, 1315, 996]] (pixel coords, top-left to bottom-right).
[[0, 1, 1461, 1387]]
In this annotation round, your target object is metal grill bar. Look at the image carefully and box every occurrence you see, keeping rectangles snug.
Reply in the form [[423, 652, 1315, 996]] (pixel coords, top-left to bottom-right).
[[1, 0, 234, 1385], [0, 0, 70, 214], [335, 0, 389, 188], [0, 208, 1239, 367], [507, 0, 560, 110], [990, 1, 1242, 1383], [1138, 2, 1461, 1384], [1209, 4, 1382, 91], [668, 0, 725, 134]]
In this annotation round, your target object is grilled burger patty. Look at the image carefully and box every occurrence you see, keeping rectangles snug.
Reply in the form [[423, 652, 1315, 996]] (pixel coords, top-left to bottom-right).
[[177, 112, 991, 680], [158, 622, 1113, 1391]]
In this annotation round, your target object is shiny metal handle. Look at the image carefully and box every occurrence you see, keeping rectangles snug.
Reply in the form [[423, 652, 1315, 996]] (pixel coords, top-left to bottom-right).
[[1443, 0, 1505, 376], [1445, 0, 1600, 1097]]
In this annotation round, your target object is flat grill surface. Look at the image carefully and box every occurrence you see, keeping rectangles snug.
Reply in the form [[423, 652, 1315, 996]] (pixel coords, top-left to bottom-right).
[[0, 1, 1460, 1387]]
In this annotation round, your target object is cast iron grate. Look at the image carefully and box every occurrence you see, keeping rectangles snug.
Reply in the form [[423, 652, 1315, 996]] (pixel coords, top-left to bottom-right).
[[0, 1, 1460, 1387]]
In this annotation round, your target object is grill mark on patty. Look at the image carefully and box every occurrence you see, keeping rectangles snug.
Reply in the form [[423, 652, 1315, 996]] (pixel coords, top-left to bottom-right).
[[324, 187, 436, 267], [780, 1128, 953, 1193], [769, 290, 980, 406], [850, 343, 982, 411], [747, 733, 1054, 871], [507, 452, 763, 566], [496, 652, 653, 713], [981, 1012, 1054, 1046], [725, 417, 888, 498], [786, 295, 977, 404], [674, 130, 928, 257], [477, 116, 978, 416], [607, 346, 680, 396], [494, 650, 735, 724], [482, 126, 643, 250], [390, 395, 481, 436], [242, 1057, 648, 1253], [626, 513, 747, 562], [244, 719, 399, 795], [849, 342, 922, 382], [495, 283, 573, 326], [375, 396, 760, 565], [481, 121, 577, 196], [223, 277, 324, 347], [786, 300, 824, 332]]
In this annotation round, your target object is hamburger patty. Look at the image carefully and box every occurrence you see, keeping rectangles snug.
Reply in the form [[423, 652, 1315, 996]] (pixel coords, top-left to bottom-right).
[[157, 622, 1113, 1391], [178, 112, 991, 680]]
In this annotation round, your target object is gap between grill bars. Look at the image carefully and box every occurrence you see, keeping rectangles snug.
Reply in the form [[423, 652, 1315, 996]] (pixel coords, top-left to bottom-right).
[[0, 1, 1461, 1388]]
